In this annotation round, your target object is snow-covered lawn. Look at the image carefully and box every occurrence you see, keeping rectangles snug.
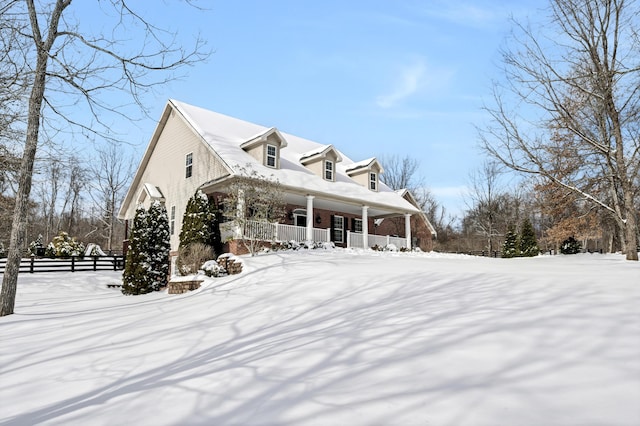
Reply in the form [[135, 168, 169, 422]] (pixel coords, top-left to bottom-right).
[[1, 250, 639, 426]]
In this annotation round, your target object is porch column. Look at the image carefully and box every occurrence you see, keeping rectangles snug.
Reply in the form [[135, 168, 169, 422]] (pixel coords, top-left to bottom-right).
[[235, 189, 245, 239], [362, 205, 369, 249], [405, 213, 412, 250], [306, 195, 314, 243]]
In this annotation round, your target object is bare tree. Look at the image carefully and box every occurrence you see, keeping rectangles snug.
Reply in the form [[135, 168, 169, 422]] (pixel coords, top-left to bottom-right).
[[223, 166, 286, 256], [463, 161, 522, 253], [89, 142, 133, 252], [480, 0, 639, 260], [0, 1, 208, 316], [379, 154, 445, 235]]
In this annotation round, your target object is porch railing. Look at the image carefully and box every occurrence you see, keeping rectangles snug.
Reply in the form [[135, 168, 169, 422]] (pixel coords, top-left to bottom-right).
[[237, 221, 331, 243], [346, 231, 408, 249], [227, 220, 407, 249]]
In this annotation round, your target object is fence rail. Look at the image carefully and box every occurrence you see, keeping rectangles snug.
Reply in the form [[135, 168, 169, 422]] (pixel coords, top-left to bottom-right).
[[0, 255, 126, 274]]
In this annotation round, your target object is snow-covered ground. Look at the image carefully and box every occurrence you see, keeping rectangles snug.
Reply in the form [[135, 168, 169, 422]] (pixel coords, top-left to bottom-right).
[[1, 250, 639, 426]]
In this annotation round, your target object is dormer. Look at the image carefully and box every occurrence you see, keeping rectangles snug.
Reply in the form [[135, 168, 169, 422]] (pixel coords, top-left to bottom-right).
[[300, 145, 343, 182], [346, 158, 384, 191], [240, 127, 287, 169]]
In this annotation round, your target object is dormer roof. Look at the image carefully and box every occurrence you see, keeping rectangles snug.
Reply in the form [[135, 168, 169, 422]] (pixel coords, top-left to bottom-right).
[[240, 127, 288, 150], [346, 157, 384, 175], [299, 144, 343, 165]]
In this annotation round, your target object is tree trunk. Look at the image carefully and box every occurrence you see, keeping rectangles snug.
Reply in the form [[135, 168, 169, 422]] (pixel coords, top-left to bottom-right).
[[623, 198, 638, 261], [0, 0, 59, 316]]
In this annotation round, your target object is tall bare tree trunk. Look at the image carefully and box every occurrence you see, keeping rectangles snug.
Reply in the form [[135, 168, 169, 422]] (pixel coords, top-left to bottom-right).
[[0, 39, 50, 316]]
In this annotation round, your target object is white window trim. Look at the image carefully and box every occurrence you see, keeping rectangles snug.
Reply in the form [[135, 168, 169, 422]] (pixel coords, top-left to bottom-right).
[[354, 218, 363, 233], [266, 144, 277, 168], [369, 172, 377, 191], [185, 152, 193, 179], [325, 160, 334, 181], [333, 215, 344, 243], [170, 206, 176, 235]]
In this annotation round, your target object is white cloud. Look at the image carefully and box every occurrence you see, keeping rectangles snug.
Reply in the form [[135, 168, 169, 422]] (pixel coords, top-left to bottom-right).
[[375, 60, 427, 109], [375, 59, 453, 109]]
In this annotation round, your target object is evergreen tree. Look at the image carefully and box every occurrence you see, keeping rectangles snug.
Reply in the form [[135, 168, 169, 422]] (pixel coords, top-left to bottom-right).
[[519, 218, 539, 257], [147, 201, 171, 290], [560, 236, 582, 254], [502, 225, 519, 258], [122, 206, 153, 295], [179, 190, 222, 254]]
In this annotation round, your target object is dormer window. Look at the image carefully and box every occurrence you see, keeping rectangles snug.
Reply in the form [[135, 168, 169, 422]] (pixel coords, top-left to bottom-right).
[[240, 127, 287, 169], [324, 160, 334, 181], [266, 144, 277, 168], [369, 172, 377, 191], [346, 158, 384, 191], [300, 144, 342, 181]]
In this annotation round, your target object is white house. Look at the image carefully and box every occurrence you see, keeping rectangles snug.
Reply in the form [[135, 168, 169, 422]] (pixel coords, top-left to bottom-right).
[[119, 99, 436, 255]]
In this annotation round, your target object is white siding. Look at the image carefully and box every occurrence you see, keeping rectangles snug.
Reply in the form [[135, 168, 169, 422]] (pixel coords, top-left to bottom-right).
[[125, 110, 228, 250]]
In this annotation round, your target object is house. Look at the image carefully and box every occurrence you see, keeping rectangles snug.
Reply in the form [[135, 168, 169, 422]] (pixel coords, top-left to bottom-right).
[[118, 99, 436, 256]]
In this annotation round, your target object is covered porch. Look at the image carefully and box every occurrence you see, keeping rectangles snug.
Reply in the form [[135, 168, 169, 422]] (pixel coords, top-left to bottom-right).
[[205, 178, 422, 253], [226, 220, 411, 249]]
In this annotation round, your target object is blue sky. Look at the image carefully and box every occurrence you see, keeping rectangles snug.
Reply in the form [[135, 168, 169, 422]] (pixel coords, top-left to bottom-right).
[[73, 1, 544, 218]]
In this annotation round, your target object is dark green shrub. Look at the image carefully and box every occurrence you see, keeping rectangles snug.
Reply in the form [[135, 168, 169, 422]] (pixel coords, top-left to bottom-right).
[[560, 236, 582, 254]]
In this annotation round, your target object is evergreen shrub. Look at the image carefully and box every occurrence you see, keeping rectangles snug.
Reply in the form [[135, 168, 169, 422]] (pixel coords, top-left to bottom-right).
[[560, 236, 582, 254]]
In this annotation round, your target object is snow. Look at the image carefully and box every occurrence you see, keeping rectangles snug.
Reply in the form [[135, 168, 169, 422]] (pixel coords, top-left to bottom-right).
[[142, 182, 164, 200], [168, 100, 420, 215], [1, 251, 639, 426]]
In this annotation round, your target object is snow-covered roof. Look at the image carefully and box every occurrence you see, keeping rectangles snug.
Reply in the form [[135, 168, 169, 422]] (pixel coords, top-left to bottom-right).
[[345, 157, 384, 174], [143, 183, 164, 200], [299, 144, 343, 164], [240, 127, 288, 150], [167, 100, 421, 215]]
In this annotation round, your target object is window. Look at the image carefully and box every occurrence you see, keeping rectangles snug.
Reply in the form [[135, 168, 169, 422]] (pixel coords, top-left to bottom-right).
[[293, 208, 306, 227], [369, 172, 377, 191], [185, 153, 193, 178], [332, 215, 344, 243], [170, 206, 176, 235], [325, 160, 334, 181], [354, 218, 363, 233], [266, 144, 277, 168]]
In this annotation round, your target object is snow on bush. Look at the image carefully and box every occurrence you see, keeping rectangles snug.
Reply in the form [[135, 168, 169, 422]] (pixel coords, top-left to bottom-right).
[[201, 260, 227, 277]]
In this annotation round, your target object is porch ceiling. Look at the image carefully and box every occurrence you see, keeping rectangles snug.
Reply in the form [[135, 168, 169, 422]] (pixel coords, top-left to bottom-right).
[[283, 192, 405, 218]]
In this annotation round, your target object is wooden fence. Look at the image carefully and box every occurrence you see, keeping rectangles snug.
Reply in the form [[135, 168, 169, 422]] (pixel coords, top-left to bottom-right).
[[0, 256, 125, 274]]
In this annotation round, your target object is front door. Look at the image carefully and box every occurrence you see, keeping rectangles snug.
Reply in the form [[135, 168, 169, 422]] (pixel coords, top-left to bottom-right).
[[295, 214, 306, 227]]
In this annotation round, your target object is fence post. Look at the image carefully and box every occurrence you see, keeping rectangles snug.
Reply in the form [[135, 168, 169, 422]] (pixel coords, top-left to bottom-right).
[[346, 230, 351, 248], [30, 256, 35, 274], [71, 256, 75, 272], [326, 228, 330, 243], [93, 256, 97, 271]]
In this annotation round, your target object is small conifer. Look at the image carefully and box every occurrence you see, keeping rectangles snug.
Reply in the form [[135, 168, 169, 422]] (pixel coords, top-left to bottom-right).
[[147, 201, 171, 290], [122, 206, 154, 295], [502, 226, 519, 258], [179, 190, 222, 254], [519, 218, 539, 257], [560, 236, 582, 254]]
